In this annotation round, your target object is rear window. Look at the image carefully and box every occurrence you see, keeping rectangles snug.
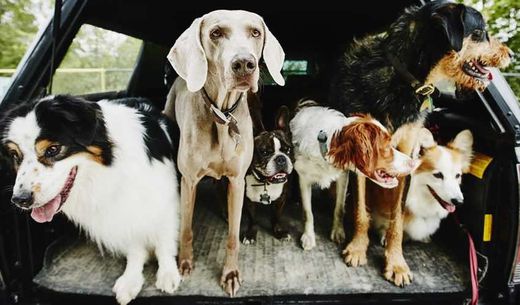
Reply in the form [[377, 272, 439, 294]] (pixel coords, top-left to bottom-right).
[[51, 24, 142, 95]]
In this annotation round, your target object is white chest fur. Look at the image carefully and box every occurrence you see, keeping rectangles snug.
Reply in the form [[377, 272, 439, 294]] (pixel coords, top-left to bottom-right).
[[294, 155, 343, 189], [245, 174, 285, 204]]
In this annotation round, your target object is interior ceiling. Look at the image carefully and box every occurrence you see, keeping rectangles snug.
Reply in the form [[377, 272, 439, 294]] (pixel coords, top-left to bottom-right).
[[83, 0, 420, 53]]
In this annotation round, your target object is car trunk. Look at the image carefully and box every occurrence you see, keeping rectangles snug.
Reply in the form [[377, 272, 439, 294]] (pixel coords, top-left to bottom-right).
[[1, 1, 519, 304]]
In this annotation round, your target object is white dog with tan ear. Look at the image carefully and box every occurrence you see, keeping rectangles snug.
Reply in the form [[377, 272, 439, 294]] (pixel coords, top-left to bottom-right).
[[371, 128, 474, 244], [163, 10, 285, 296]]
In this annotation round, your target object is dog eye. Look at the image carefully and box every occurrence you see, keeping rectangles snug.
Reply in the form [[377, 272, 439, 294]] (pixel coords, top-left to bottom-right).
[[433, 172, 444, 179], [472, 29, 484, 41], [44, 145, 61, 158], [210, 28, 223, 39], [456, 173, 461, 179], [9, 151, 20, 163], [251, 29, 261, 38]]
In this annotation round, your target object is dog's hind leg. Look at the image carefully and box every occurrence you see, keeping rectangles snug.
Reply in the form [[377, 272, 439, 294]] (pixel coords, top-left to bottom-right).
[[155, 237, 181, 294], [331, 172, 348, 244], [383, 176, 413, 287], [179, 175, 199, 277], [221, 176, 245, 297], [112, 248, 148, 305], [343, 174, 369, 267], [299, 176, 316, 250]]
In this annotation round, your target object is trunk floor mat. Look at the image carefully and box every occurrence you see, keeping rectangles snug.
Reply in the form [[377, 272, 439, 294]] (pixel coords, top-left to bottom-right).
[[33, 182, 469, 298]]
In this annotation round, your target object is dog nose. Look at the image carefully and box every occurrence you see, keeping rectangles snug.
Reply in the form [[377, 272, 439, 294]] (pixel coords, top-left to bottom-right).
[[451, 198, 464, 207], [11, 191, 34, 208], [275, 155, 286, 166], [231, 54, 256, 76]]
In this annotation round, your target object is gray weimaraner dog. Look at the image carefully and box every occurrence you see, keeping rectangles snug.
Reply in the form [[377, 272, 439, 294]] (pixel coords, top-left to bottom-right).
[[163, 10, 285, 296]]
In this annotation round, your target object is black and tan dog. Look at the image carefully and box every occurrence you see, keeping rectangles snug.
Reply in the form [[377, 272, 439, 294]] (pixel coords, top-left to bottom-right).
[[242, 106, 294, 244], [329, 1, 511, 286]]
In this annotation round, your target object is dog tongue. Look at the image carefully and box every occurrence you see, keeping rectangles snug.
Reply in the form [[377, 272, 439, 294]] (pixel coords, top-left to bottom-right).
[[445, 203, 456, 213], [31, 195, 61, 223]]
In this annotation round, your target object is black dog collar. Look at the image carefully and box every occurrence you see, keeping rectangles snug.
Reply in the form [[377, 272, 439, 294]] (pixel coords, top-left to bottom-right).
[[386, 52, 439, 113], [201, 88, 243, 144]]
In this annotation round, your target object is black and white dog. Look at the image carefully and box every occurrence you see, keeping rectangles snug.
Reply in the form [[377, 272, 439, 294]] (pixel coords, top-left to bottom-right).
[[243, 106, 294, 243], [0, 95, 181, 305]]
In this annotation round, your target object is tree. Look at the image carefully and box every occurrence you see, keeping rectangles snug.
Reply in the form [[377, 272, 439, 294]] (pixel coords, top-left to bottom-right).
[[0, 0, 38, 68]]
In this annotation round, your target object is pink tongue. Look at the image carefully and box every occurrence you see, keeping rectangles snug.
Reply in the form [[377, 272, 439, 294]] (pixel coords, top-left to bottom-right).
[[487, 72, 493, 80], [31, 195, 61, 223], [446, 204, 456, 213]]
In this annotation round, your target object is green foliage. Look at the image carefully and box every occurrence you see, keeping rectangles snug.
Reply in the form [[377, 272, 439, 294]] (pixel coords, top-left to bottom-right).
[[52, 25, 142, 95], [460, 0, 520, 97], [0, 0, 38, 68]]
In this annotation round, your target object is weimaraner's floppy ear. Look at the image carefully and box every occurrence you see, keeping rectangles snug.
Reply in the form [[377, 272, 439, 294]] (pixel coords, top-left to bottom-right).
[[167, 17, 207, 92], [262, 21, 285, 86]]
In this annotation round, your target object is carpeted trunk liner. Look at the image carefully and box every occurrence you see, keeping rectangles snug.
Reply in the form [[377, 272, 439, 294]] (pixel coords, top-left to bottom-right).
[[33, 181, 469, 298]]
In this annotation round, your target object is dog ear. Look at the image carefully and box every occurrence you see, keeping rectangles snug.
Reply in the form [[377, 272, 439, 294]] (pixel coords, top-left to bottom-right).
[[448, 129, 473, 173], [328, 121, 382, 174], [167, 17, 207, 92], [36, 96, 99, 147], [432, 3, 466, 52], [262, 20, 285, 86], [275, 105, 290, 131]]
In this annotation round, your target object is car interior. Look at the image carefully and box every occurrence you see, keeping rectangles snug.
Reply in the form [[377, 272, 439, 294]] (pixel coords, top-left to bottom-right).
[[1, 1, 519, 304]]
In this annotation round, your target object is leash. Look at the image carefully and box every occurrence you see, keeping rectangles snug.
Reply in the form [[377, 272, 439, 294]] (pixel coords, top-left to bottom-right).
[[201, 88, 243, 145], [385, 52, 440, 113], [452, 214, 480, 305]]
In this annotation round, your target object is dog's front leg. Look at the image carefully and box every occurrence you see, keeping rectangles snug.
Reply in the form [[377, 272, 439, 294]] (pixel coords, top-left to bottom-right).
[[242, 199, 258, 244], [179, 175, 199, 277], [331, 172, 348, 244], [221, 176, 244, 297], [299, 177, 316, 250], [112, 248, 148, 305], [343, 174, 369, 267], [384, 176, 413, 287], [272, 188, 290, 241]]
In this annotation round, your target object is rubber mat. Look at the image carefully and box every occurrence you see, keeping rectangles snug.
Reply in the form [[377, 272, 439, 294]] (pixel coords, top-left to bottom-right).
[[33, 182, 469, 298]]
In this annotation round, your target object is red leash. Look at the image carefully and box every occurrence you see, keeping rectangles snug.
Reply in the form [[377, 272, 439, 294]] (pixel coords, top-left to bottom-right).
[[454, 214, 479, 305]]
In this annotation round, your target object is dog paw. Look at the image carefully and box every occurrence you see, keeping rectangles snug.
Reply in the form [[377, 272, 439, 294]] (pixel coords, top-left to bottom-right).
[[242, 236, 256, 245], [179, 259, 193, 277], [155, 266, 181, 294], [112, 273, 144, 305], [274, 228, 291, 241], [300, 232, 316, 250], [330, 227, 346, 244], [384, 255, 413, 287], [342, 241, 368, 267], [221, 269, 241, 297]]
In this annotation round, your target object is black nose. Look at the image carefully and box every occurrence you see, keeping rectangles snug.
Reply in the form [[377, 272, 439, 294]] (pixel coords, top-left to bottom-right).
[[231, 54, 256, 76], [451, 198, 463, 207], [11, 191, 34, 208], [275, 155, 286, 166]]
